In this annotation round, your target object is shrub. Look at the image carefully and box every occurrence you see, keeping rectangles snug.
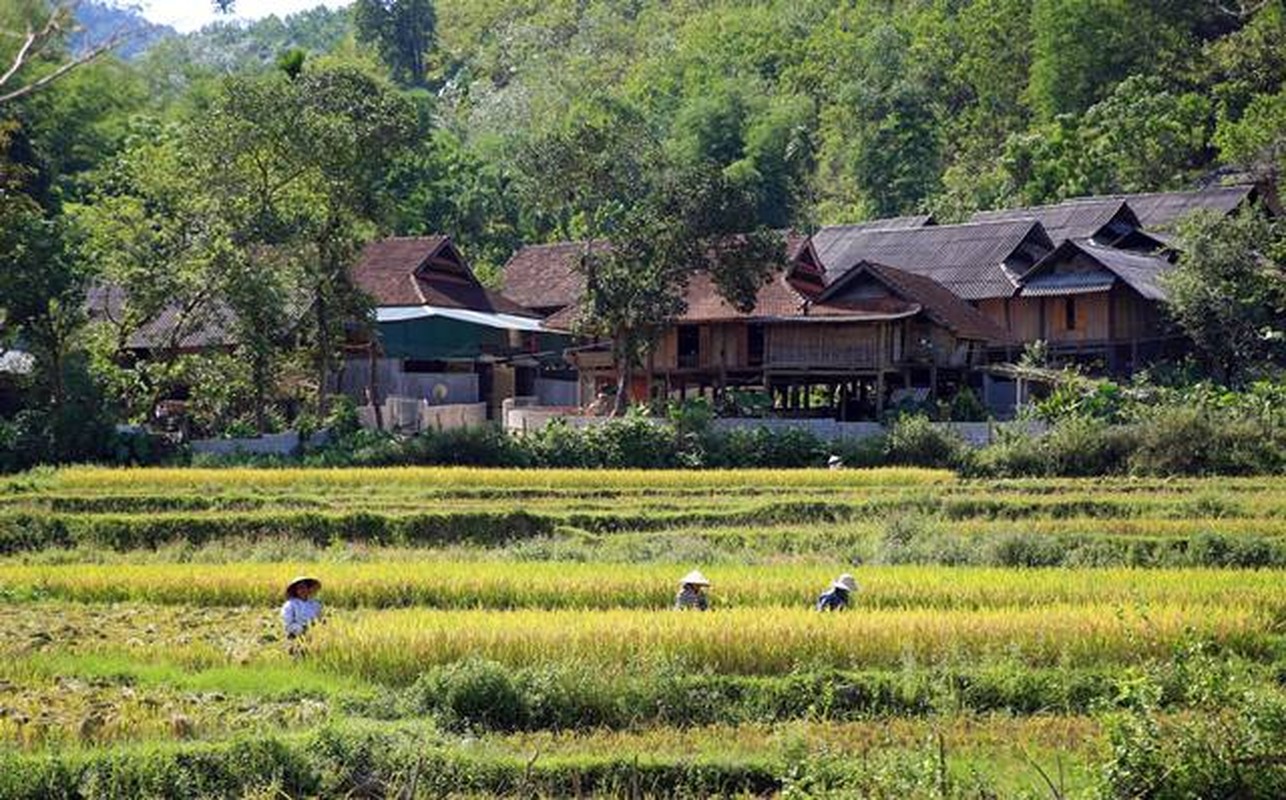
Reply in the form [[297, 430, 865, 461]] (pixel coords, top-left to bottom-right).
[[1041, 417, 1134, 476], [948, 387, 987, 422], [413, 659, 528, 731], [883, 414, 966, 469]]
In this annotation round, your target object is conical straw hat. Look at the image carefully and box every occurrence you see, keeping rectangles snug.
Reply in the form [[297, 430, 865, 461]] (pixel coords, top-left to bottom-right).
[[679, 570, 710, 586], [285, 575, 321, 599], [832, 573, 857, 592]]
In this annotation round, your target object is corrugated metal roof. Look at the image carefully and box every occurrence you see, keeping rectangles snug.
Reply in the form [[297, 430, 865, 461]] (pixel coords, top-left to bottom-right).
[[811, 220, 1051, 300], [1070, 185, 1255, 230], [85, 284, 241, 351], [376, 305, 549, 332], [1019, 240, 1174, 301], [1077, 240, 1174, 301], [969, 199, 1139, 244]]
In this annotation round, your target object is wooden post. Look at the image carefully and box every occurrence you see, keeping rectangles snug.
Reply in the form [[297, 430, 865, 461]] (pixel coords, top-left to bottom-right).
[[876, 372, 886, 416], [367, 342, 384, 431]]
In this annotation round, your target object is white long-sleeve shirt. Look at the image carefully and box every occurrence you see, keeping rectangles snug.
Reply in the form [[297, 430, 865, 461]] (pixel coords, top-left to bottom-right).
[[281, 598, 322, 637]]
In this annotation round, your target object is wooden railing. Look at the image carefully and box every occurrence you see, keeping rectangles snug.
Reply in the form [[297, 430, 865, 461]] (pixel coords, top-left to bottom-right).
[[766, 342, 879, 368]]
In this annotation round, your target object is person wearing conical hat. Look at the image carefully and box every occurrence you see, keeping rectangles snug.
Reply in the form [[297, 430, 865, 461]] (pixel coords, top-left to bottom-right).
[[674, 570, 711, 611], [816, 573, 857, 612], [282, 576, 322, 638]]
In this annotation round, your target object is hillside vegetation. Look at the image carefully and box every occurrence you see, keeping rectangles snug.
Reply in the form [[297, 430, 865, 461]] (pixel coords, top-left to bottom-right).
[[62, 0, 1286, 269]]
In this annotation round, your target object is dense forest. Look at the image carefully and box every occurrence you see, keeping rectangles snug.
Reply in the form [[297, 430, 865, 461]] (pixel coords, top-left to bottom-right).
[[27, 0, 1286, 270], [2, 0, 1285, 466]]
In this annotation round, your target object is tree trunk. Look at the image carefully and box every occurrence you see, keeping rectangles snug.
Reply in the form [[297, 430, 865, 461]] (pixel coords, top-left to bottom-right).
[[314, 283, 329, 418], [252, 349, 269, 435], [613, 360, 631, 417]]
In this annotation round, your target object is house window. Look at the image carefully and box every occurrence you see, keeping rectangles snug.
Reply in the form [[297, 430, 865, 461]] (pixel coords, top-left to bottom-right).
[[747, 324, 765, 366], [1065, 297, 1077, 331], [678, 325, 700, 368]]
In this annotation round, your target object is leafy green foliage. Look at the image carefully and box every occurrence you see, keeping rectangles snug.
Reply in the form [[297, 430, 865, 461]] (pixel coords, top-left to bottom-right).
[[1167, 210, 1286, 382], [353, 0, 436, 87]]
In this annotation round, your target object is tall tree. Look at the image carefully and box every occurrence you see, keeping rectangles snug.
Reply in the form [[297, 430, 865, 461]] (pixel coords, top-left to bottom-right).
[[1166, 210, 1286, 384], [353, 0, 436, 87], [518, 100, 783, 414]]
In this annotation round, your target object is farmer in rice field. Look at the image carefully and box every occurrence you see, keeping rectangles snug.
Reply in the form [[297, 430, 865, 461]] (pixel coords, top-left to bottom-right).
[[816, 573, 857, 611], [674, 570, 711, 611], [282, 575, 323, 638]]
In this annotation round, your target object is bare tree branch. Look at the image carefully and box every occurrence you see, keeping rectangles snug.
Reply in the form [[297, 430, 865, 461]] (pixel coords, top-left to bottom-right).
[[0, 2, 132, 106], [1210, 0, 1272, 19]]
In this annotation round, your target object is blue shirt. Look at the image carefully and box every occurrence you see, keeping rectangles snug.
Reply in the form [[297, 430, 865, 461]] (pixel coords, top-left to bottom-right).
[[816, 587, 850, 611], [675, 586, 709, 611]]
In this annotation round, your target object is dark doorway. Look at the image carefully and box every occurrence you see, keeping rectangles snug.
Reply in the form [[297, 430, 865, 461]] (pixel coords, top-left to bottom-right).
[[678, 325, 700, 369]]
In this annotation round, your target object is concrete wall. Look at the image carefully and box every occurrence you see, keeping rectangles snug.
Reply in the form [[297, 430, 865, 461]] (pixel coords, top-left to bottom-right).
[[358, 397, 488, 434], [503, 407, 1044, 446], [339, 358, 480, 405], [190, 430, 329, 457], [535, 379, 579, 407]]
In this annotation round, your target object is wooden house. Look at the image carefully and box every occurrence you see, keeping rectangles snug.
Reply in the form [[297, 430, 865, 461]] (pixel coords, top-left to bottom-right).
[[1012, 239, 1180, 370], [505, 233, 1013, 418], [347, 236, 571, 417]]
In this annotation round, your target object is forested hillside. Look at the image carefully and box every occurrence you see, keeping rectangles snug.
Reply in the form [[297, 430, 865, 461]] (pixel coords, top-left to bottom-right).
[[62, 0, 1286, 272], [3, 0, 1285, 467]]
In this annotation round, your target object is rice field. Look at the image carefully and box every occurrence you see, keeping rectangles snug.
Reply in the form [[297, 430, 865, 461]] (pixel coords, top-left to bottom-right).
[[2, 467, 1285, 798]]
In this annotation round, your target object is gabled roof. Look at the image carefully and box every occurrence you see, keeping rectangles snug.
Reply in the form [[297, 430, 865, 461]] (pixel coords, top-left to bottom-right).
[[1019, 239, 1174, 301], [811, 220, 1053, 300], [1073, 185, 1257, 230], [501, 241, 605, 314], [818, 262, 1014, 343], [86, 284, 240, 351], [676, 269, 811, 323], [969, 199, 1143, 245], [504, 231, 813, 325], [354, 236, 534, 317]]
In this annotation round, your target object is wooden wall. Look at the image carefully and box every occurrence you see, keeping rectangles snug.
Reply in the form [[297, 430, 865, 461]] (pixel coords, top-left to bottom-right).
[[766, 323, 883, 369]]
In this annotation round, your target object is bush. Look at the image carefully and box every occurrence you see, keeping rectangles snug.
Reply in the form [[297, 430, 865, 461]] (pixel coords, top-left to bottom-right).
[[882, 414, 966, 469], [414, 659, 528, 731]]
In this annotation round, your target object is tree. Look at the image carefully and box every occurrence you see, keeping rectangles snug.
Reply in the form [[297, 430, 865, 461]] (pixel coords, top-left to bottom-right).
[[0, 1, 127, 106], [353, 0, 436, 87], [517, 100, 783, 415], [78, 64, 417, 430], [1166, 210, 1286, 383]]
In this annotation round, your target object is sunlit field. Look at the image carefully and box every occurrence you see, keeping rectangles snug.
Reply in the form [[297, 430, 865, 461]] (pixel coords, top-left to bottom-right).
[[3, 468, 1286, 797]]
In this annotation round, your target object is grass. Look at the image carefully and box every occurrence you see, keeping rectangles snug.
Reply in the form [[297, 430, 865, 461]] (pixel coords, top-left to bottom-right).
[[2, 467, 1286, 796], [3, 562, 1285, 611]]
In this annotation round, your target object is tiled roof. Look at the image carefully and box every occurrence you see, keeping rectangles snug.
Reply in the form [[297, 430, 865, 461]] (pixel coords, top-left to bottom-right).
[[676, 270, 811, 322], [85, 284, 240, 351], [820, 262, 1014, 343], [500, 241, 602, 314], [505, 232, 813, 323], [353, 236, 534, 317], [969, 199, 1140, 244], [811, 220, 1051, 300]]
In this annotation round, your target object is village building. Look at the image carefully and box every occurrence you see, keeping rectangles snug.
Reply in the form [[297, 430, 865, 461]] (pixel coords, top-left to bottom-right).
[[504, 233, 1014, 418], [344, 236, 573, 425], [503, 184, 1269, 419]]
